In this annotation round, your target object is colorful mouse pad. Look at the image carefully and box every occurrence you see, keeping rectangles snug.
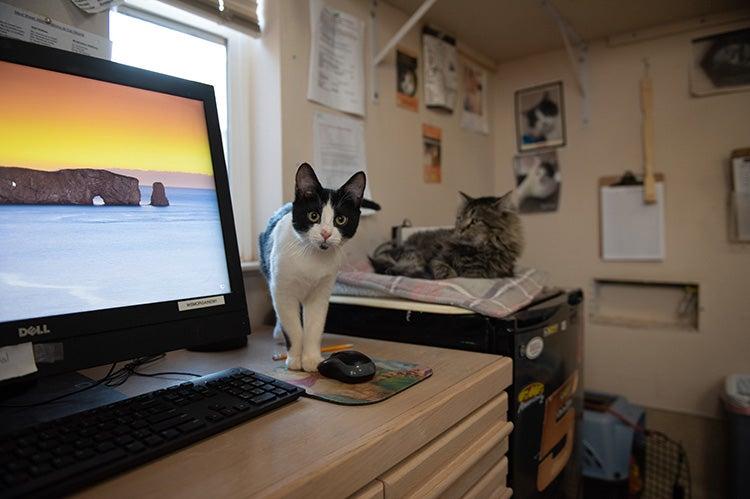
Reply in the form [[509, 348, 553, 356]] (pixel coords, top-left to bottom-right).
[[263, 359, 432, 405]]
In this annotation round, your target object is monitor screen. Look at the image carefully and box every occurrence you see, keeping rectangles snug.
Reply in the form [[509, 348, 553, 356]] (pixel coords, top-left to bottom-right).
[[0, 60, 232, 324]]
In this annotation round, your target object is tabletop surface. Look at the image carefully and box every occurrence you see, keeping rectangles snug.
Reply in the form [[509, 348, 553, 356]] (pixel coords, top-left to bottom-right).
[[77, 327, 511, 498]]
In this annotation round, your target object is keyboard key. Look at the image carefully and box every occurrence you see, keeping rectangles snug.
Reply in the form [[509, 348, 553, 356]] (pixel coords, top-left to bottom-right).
[[177, 419, 205, 434], [15, 447, 35, 459], [52, 456, 74, 469], [234, 403, 250, 412], [114, 435, 134, 446], [159, 429, 180, 440], [29, 464, 53, 477], [96, 442, 116, 453], [147, 409, 177, 424], [52, 445, 74, 457], [30, 452, 52, 464], [133, 429, 152, 440], [6, 460, 28, 472], [250, 393, 276, 405], [144, 435, 164, 447], [74, 439, 93, 449], [125, 442, 145, 453], [152, 414, 191, 433], [219, 408, 236, 417], [74, 449, 95, 460]]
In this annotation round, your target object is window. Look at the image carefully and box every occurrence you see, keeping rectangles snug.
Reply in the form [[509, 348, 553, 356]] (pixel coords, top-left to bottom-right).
[[108, 1, 255, 263], [109, 8, 229, 161]]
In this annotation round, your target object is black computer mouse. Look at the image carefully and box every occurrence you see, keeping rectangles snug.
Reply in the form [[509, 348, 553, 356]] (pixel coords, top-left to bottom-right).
[[317, 350, 376, 384]]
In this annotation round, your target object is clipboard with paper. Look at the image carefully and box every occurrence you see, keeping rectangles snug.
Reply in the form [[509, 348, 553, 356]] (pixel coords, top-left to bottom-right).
[[599, 172, 666, 261]]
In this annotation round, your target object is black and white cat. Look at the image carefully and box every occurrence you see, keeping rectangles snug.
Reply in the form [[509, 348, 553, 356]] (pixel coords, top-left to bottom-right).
[[259, 163, 369, 372], [522, 92, 559, 145]]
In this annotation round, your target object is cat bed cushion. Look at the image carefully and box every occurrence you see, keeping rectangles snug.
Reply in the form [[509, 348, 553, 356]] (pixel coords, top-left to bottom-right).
[[334, 263, 547, 319]]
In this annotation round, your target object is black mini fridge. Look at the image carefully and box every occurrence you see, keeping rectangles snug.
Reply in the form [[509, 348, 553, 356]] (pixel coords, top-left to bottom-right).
[[325, 288, 584, 498]]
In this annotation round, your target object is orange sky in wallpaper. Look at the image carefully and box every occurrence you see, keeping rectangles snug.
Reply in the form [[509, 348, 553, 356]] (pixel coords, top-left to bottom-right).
[[0, 60, 214, 176]]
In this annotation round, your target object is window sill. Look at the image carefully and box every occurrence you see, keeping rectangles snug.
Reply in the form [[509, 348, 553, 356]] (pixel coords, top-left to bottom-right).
[[241, 261, 261, 273]]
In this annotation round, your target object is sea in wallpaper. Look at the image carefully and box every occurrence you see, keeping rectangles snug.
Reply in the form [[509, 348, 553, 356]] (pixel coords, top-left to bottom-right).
[[0, 60, 231, 323]]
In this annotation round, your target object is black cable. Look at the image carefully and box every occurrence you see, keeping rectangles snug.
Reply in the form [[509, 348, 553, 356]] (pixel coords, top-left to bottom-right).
[[0, 354, 201, 408], [0, 363, 119, 408]]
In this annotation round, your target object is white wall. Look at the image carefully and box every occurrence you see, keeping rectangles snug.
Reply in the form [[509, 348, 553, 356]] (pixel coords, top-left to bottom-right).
[[493, 20, 750, 418], [275, 0, 497, 262]]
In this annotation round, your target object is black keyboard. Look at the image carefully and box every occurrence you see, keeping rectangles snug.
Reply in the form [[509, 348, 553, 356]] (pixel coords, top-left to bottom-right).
[[0, 367, 304, 498]]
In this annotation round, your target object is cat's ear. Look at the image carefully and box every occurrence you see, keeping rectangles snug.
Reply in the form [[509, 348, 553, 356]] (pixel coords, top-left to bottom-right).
[[494, 190, 516, 211], [459, 191, 473, 204], [295, 163, 322, 199], [340, 171, 366, 207]]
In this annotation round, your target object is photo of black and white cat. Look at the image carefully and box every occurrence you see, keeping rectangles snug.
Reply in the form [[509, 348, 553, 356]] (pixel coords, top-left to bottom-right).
[[513, 150, 561, 213], [515, 81, 565, 152]]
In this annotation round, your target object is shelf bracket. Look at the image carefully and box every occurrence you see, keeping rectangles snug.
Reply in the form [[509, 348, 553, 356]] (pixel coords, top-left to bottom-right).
[[540, 0, 590, 125], [370, 0, 438, 102]]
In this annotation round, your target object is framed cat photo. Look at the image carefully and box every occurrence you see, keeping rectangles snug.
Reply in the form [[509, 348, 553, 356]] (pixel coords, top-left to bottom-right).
[[515, 81, 565, 152]]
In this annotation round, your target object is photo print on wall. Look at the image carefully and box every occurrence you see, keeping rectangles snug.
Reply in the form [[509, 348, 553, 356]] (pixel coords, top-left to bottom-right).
[[690, 27, 750, 97], [422, 124, 442, 184], [460, 62, 489, 134], [515, 81, 565, 152], [513, 150, 561, 213], [396, 48, 418, 111]]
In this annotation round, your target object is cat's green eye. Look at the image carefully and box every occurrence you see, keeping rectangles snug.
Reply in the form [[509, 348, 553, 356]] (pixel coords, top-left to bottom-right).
[[307, 211, 320, 223], [334, 215, 348, 226]]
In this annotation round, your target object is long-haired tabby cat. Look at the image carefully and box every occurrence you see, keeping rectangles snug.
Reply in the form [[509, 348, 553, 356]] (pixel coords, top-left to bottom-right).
[[370, 191, 522, 279], [259, 163, 374, 372]]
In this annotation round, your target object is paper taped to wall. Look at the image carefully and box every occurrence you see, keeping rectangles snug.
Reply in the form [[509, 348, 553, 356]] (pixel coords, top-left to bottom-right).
[[313, 111, 373, 213], [0, 2, 111, 59], [0, 342, 38, 382], [601, 182, 665, 260], [307, 0, 365, 116]]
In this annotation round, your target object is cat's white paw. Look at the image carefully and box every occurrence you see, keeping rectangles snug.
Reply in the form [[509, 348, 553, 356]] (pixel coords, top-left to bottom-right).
[[301, 354, 324, 373], [286, 354, 302, 371]]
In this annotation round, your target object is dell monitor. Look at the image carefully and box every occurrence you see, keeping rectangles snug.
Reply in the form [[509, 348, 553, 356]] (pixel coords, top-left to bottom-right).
[[0, 36, 250, 387]]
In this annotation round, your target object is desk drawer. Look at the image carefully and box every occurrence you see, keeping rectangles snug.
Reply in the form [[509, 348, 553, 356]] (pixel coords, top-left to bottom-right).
[[380, 393, 511, 498], [349, 480, 384, 499], [462, 457, 509, 499]]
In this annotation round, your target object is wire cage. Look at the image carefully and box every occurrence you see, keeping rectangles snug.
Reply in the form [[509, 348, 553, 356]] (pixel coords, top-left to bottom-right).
[[643, 431, 691, 499]]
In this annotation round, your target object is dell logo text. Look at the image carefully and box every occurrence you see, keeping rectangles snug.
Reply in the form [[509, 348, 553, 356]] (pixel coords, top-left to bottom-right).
[[18, 325, 51, 338]]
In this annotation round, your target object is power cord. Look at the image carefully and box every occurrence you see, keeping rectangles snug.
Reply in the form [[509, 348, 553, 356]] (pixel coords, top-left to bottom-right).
[[0, 355, 200, 408]]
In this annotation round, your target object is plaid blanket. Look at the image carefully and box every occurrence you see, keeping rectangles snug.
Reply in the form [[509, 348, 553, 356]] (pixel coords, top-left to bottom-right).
[[334, 263, 548, 319]]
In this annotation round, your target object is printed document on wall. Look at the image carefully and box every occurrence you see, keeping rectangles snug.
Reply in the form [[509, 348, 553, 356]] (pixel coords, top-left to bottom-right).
[[0, 2, 111, 59], [313, 111, 373, 213], [307, 0, 365, 116]]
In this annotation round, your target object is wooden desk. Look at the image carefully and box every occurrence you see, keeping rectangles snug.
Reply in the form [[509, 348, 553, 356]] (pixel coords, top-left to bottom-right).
[[78, 328, 513, 499]]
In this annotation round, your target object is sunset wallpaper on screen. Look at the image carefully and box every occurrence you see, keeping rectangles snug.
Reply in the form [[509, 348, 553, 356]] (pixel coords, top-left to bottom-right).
[[0, 60, 215, 188], [0, 60, 232, 323]]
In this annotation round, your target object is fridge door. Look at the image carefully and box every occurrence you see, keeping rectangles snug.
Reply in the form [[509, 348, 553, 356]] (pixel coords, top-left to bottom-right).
[[325, 299, 498, 352], [507, 289, 584, 499]]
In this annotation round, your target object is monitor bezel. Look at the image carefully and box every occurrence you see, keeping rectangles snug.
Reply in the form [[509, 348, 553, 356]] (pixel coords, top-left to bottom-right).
[[0, 37, 249, 352]]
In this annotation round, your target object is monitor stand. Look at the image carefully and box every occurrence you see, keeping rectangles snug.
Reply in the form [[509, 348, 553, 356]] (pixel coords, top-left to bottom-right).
[[0, 371, 126, 434]]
